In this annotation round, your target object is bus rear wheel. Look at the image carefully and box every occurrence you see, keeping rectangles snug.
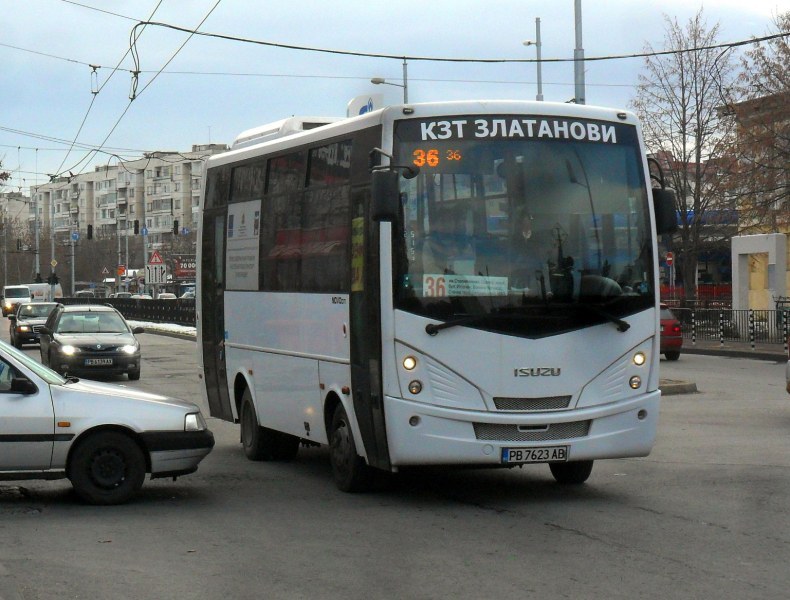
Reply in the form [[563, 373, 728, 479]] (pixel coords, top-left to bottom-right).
[[549, 460, 594, 484], [240, 390, 299, 461], [329, 404, 372, 493]]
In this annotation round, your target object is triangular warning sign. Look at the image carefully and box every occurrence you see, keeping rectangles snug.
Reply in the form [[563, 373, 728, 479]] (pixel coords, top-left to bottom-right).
[[148, 250, 164, 265]]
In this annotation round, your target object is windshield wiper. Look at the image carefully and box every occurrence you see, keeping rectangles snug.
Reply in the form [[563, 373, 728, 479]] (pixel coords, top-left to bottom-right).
[[425, 314, 491, 336], [563, 302, 630, 332], [425, 311, 534, 336]]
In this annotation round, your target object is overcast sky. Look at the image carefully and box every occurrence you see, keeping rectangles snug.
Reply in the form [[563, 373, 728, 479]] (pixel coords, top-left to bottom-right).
[[1, 0, 786, 190]]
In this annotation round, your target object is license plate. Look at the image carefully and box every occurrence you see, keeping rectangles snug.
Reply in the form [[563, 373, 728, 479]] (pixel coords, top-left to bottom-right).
[[502, 446, 568, 464], [85, 358, 113, 366]]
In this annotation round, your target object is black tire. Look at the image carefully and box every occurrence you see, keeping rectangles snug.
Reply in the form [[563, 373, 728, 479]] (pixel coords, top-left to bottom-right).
[[240, 390, 300, 461], [664, 351, 680, 361], [329, 403, 372, 493], [128, 368, 141, 381], [68, 431, 147, 505], [12, 335, 22, 349], [550, 460, 594, 485]]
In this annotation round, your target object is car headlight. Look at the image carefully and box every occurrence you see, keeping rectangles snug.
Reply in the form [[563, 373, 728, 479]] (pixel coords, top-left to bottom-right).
[[120, 344, 138, 355], [184, 412, 207, 431], [18, 325, 31, 332], [60, 345, 79, 356]]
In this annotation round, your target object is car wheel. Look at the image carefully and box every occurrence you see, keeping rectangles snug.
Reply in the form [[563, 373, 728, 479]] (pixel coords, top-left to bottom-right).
[[329, 403, 372, 493], [664, 351, 680, 361], [68, 431, 147, 505], [12, 334, 22, 349], [549, 460, 594, 485], [128, 368, 141, 381]]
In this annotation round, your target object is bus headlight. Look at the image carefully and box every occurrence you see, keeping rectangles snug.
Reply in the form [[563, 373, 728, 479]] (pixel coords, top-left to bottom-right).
[[629, 376, 642, 389], [408, 380, 423, 395], [633, 352, 646, 366], [403, 356, 417, 370]]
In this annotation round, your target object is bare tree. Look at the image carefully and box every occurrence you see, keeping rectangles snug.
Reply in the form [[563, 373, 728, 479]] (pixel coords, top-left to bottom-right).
[[728, 12, 789, 232], [632, 9, 740, 302]]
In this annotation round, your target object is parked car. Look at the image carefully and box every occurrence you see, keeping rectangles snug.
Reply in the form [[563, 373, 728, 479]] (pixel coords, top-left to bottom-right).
[[130, 294, 153, 300], [39, 304, 145, 380], [157, 292, 177, 300], [8, 302, 58, 348], [74, 290, 96, 298], [660, 303, 682, 361], [2, 285, 32, 316], [179, 290, 196, 300], [110, 292, 133, 299], [0, 338, 213, 504]]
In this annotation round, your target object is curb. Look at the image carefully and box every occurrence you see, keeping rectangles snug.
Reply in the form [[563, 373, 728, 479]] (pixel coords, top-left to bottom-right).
[[682, 346, 786, 362], [659, 379, 698, 395]]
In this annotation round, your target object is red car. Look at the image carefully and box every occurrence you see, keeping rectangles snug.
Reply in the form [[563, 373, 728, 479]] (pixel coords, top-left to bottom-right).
[[660, 303, 682, 361]]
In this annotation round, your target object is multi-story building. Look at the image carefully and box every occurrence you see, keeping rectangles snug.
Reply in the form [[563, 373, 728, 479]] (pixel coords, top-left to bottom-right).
[[29, 143, 228, 249]]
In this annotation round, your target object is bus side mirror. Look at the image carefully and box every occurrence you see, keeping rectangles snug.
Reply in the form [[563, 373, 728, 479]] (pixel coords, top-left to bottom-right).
[[371, 169, 401, 222], [652, 188, 678, 235]]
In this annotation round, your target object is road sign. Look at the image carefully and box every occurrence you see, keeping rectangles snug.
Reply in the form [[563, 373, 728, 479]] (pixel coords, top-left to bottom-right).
[[71, 232, 79, 241], [117, 264, 126, 276], [141, 227, 148, 236], [145, 264, 166, 285], [148, 250, 164, 265], [666, 251, 674, 266], [50, 259, 58, 268], [101, 266, 109, 275], [181, 227, 190, 235]]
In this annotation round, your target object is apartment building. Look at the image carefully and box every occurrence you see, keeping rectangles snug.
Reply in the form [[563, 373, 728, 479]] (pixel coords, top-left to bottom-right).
[[29, 144, 228, 248]]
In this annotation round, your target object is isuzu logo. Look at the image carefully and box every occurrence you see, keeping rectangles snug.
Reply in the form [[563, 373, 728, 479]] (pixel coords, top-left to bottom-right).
[[514, 367, 561, 377]]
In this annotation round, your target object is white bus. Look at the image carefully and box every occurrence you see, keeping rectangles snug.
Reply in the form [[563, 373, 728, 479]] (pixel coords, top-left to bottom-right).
[[196, 101, 677, 491]]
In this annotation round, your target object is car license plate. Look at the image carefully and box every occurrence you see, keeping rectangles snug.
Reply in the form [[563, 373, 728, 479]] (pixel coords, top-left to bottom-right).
[[85, 358, 113, 366], [502, 446, 568, 464]]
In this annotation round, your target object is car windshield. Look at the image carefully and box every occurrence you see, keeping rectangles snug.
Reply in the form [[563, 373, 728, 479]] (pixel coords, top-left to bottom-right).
[[57, 312, 129, 334], [0, 339, 66, 385], [19, 304, 56, 318], [392, 115, 654, 337]]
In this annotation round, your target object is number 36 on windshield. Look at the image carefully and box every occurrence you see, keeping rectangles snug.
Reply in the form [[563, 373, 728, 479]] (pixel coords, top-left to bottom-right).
[[423, 276, 447, 297]]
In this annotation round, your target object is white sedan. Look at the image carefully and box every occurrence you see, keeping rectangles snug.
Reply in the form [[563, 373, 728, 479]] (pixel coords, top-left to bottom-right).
[[0, 339, 214, 504]]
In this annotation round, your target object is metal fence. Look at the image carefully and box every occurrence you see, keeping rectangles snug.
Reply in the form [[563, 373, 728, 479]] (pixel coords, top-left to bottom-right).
[[670, 307, 790, 350], [60, 297, 196, 326]]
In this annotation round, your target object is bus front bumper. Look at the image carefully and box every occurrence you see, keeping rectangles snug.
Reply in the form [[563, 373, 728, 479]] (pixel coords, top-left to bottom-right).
[[383, 391, 660, 467]]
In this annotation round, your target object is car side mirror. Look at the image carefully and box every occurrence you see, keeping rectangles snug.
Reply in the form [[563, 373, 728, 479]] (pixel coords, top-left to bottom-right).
[[39, 326, 52, 335], [8, 315, 15, 322], [132, 326, 145, 334], [11, 376, 37, 395]]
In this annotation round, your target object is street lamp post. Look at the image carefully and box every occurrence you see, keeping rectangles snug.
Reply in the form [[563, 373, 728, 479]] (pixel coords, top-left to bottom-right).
[[371, 58, 409, 103], [523, 17, 544, 101]]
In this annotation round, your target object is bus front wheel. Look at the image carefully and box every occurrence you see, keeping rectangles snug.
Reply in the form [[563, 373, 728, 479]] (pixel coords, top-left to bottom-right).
[[329, 404, 372, 493], [549, 460, 594, 484]]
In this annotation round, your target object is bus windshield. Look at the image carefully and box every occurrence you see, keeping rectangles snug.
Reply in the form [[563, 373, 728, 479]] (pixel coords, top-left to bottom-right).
[[392, 116, 654, 337]]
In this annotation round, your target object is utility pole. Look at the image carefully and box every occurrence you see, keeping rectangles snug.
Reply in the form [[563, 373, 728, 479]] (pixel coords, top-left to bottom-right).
[[574, 0, 586, 105]]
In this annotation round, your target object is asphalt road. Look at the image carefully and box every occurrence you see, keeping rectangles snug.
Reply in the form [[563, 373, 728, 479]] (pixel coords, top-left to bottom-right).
[[1, 329, 788, 600]]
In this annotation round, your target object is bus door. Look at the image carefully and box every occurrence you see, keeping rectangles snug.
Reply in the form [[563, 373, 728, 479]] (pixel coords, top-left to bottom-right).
[[349, 188, 391, 470], [201, 210, 233, 421]]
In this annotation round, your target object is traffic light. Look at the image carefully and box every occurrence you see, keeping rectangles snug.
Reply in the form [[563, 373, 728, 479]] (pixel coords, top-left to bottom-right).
[[16, 239, 21, 250], [47, 272, 59, 285], [134, 220, 139, 235], [87, 224, 93, 239], [173, 219, 179, 235]]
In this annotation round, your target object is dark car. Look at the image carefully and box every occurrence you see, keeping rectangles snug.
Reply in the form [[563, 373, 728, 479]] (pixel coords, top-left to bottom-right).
[[660, 303, 682, 361], [39, 304, 145, 380], [8, 302, 58, 348]]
